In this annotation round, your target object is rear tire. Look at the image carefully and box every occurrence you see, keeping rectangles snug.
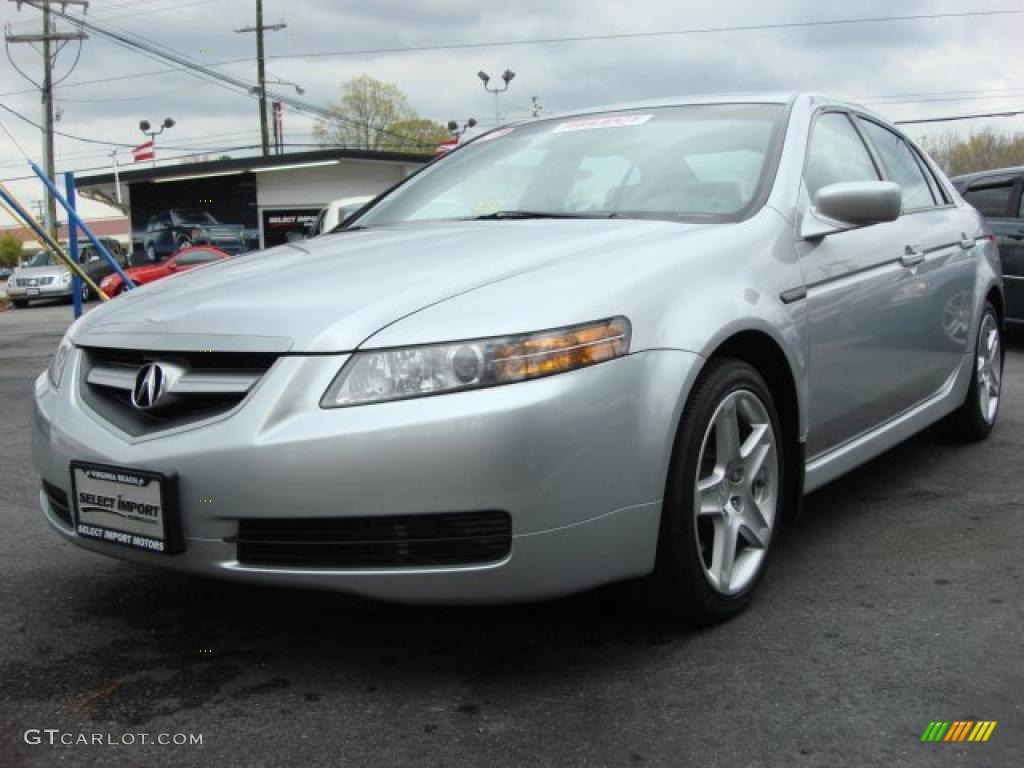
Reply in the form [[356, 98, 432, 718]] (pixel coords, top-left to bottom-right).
[[944, 302, 1003, 441], [646, 358, 786, 625]]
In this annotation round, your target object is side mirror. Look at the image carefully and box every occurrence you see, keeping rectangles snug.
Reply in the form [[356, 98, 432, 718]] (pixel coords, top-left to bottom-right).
[[801, 181, 901, 239]]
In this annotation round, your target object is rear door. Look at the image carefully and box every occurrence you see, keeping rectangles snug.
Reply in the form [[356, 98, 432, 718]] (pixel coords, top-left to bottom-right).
[[855, 117, 977, 391], [962, 174, 1024, 322]]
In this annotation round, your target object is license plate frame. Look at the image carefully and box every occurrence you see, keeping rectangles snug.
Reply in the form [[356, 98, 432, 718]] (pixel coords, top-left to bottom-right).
[[69, 461, 182, 555], [27, 287, 40, 296]]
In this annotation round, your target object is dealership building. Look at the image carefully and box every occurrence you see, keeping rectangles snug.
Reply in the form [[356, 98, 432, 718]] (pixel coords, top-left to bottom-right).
[[74, 147, 431, 261]]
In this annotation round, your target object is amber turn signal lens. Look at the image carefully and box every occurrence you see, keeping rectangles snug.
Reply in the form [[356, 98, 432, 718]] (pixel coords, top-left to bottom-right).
[[492, 317, 630, 382]]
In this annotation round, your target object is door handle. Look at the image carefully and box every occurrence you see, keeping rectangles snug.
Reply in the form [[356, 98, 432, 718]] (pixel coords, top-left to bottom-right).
[[959, 233, 976, 250], [901, 245, 924, 268]]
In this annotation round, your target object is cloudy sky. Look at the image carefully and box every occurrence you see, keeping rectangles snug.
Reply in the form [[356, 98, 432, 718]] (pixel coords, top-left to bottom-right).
[[0, 0, 1022, 222]]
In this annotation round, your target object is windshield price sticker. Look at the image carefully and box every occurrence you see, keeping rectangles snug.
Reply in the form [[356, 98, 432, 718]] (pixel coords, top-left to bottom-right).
[[476, 127, 514, 143], [552, 114, 653, 133]]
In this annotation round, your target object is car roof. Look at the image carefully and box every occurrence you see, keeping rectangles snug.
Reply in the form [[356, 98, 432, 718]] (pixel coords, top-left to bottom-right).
[[951, 165, 1024, 186], [495, 92, 877, 128]]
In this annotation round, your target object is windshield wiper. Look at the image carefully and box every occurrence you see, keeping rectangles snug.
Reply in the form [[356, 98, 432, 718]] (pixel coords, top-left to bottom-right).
[[472, 210, 614, 220]]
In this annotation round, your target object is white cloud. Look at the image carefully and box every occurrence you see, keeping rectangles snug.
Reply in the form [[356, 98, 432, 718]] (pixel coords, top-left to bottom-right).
[[0, 0, 1021, 221]]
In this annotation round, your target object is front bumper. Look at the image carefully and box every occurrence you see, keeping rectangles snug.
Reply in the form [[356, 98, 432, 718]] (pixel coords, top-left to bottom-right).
[[33, 348, 701, 603]]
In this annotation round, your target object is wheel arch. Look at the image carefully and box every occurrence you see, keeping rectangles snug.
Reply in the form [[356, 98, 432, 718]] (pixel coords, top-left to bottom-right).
[[985, 283, 1005, 329], [701, 328, 806, 520]]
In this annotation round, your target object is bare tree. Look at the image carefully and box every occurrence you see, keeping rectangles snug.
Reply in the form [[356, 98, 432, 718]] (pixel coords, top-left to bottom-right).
[[920, 127, 1024, 176]]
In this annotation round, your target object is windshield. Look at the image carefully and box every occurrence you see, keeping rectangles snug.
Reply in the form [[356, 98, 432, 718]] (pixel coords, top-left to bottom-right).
[[356, 103, 785, 228], [27, 251, 60, 267], [172, 209, 219, 226]]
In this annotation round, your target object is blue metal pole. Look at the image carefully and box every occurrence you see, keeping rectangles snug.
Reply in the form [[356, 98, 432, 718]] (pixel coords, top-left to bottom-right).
[[66, 172, 82, 318], [29, 161, 136, 290]]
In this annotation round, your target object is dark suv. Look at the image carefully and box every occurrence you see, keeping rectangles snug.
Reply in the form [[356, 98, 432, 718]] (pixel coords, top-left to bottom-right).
[[952, 166, 1024, 323], [141, 209, 246, 262]]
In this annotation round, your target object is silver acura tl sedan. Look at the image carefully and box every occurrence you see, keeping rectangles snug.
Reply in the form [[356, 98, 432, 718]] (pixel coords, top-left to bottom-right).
[[33, 93, 1004, 624]]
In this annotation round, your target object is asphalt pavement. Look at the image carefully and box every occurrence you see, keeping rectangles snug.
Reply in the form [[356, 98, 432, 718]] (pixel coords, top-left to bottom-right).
[[1, 301, 1021, 768]]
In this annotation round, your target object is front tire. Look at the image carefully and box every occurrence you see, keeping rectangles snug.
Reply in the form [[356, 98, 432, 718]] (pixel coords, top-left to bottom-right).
[[11, 299, 29, 309], [944, 302, 1003, 440], [647, 359, 785, 625]]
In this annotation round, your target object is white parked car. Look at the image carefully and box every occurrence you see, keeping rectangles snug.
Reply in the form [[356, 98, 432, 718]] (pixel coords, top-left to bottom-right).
[[312, 195, 374, 235]]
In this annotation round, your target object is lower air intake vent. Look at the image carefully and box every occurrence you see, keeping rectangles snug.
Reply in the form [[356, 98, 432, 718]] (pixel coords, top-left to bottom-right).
[[43, 481, 73, 528], [233, 511, 512, 568]]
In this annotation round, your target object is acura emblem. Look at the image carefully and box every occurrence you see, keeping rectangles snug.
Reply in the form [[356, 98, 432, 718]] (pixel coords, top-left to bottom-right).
[[131, 363, 168, 410]]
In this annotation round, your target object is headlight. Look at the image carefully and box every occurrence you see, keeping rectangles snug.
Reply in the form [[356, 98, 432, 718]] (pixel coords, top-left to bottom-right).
[[60, 271, 71, 284], [322, 317, 630, 408], [47, 334, 74, 389]]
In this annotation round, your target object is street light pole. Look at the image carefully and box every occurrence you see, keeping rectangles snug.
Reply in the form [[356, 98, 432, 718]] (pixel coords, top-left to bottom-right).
[[477, 69, 516, 126]]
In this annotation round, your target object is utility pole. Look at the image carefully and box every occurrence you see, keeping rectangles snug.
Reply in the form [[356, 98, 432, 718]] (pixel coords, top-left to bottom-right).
[[235, 1, 286, 157], [6, 0, 89, 238]]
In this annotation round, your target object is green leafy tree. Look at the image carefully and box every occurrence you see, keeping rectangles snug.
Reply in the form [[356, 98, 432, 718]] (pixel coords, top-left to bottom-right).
[[0, 233, 22, 267], [314, 75, 442, 152], [919, 127, 1024, 176], [388, 118, 452, 152]]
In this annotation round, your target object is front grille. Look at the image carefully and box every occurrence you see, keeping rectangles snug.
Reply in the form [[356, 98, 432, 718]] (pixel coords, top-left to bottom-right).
[[233, 511, 512, 568], [42, 481, 73, 527], [16, 276, 55, 287], [80, 347, 278, 437]]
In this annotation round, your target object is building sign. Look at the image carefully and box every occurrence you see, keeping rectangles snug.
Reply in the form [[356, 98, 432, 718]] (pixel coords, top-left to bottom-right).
[[261, 208, 321, 249]]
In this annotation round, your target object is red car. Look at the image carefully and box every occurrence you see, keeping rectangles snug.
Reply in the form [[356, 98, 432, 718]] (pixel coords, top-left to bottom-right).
[[100, 246, 232, 296]]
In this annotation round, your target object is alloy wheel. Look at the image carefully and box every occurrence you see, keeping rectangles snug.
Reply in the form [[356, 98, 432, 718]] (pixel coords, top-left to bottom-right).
[[976, 312, 1001, 424], [693, 389, 779, 596]]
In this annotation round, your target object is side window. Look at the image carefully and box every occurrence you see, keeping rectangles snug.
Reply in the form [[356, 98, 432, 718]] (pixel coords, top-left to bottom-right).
[[857, 119, 936, 211], [912, 148, 948, 205], [962, 181, 1014, 218], [804, 112, 880, 199]]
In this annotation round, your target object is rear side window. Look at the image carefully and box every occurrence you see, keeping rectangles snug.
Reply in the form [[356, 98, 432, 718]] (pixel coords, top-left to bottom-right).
[[857, 119, 936, 211], [804, 112, 880, 198], [963, 181, 1014, 218]]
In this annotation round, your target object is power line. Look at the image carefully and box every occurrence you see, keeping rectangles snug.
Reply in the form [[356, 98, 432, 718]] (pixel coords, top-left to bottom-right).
[[261, 9, 1024, 60], [895, 108, 1024, 125], [5, 0, 89, 236], [37, 2, 433, 148], [0, 58, 253, 99], [0, 102, 269, 151]]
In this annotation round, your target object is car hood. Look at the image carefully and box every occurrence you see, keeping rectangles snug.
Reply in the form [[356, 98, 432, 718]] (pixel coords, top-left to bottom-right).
[[74, 219, 715, 353]]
